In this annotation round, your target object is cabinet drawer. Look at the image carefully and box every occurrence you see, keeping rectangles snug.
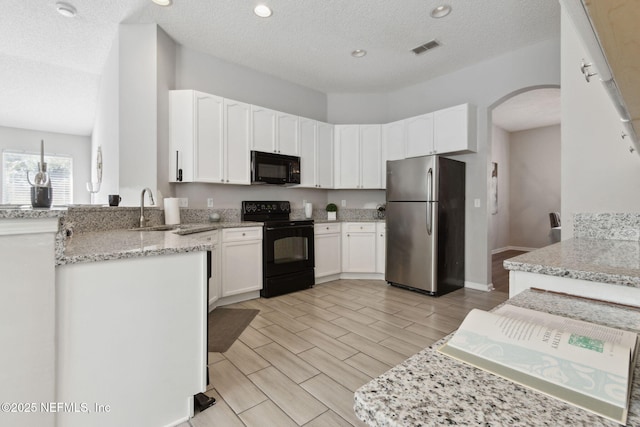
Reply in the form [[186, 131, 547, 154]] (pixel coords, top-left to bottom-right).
[[376, 222, 386, 232], [222, 227, 262, 242], [190, 230, 219, 244], [314, 223, 341, 235], [343, 223, 376, 233]]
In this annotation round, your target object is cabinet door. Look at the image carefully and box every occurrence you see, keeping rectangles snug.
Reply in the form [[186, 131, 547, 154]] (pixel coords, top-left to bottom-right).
[[342, 230, 377, 273], [224, 99, 251, 185], [314, 233, 341, 277], [251, 106, 277, 154], [334, 125, 360, 188], [381, 120, 405, 188], [169, 90, 195, 182], [434, 104, 472, 154], [376, 223, 385, 274], [299, 118, 317, 187], [194, 93, 224, 183], [360, 125, 382, 189], [405, 113, 434, 158], [208, 244, 220, 307], [221, 240, 263, 296], [316, 122, 334, 189], [277, 112, 300, 155]]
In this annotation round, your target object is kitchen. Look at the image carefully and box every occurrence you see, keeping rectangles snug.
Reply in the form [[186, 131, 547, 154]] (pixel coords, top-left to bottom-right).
[[2, 1, 640, 426]]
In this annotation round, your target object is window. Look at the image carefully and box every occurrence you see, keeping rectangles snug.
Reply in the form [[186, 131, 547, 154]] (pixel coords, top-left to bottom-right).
[[2, 150, 73, 205]]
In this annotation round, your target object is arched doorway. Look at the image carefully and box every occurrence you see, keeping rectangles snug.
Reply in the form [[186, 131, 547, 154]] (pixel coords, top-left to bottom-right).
[[488, 86, 561, 293]]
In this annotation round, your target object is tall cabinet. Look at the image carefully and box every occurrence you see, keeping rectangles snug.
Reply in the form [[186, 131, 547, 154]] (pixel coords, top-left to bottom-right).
[[334, 124, 382, 189]]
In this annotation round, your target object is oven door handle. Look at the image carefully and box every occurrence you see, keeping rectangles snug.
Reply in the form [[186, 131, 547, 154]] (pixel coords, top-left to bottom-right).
[[265, 224, 314, 231]]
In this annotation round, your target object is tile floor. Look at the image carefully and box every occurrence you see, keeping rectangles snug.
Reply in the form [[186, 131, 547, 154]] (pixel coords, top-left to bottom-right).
[[180, 279, 509, 427]]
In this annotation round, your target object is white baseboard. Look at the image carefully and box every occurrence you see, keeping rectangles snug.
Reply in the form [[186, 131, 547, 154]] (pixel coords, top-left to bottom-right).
[[491, 245, 536, 255], [315, 274, 341, 284], [339, 273, 385, 281], [215, 291, 261, 307], [464, 281, 493, 292]]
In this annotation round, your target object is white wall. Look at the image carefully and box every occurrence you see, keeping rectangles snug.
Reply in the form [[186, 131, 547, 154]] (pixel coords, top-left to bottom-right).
[[175, 46, 327, 122], [327, 93, 389, 124], [385, 38, 560, 288], [118, 24, 159, 206], [156, 27, 176, 203], [490, 124, 510, 252], [509, 125, 561, 249], [91, 34, 120, 205], [561, 8, 640, 239], [0, 126, 91, 204]]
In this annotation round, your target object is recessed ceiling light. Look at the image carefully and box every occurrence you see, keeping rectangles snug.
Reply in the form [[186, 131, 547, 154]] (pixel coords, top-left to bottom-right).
[[351, 49, 367, 58], [254, 4, 273, 18], [430, 5, 452, 19], [56, 2, 77, 18], [151, 0, 173, 5]]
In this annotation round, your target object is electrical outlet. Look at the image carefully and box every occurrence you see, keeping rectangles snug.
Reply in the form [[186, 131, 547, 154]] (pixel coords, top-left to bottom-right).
[[341, 200, 347, 207], [474, 198, 481, 208], [179, 198, 188, 208], [207, 198, 214, 208]]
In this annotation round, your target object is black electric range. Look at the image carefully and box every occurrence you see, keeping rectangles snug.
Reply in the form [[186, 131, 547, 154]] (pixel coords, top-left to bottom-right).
[[242, 201, 315, 297]]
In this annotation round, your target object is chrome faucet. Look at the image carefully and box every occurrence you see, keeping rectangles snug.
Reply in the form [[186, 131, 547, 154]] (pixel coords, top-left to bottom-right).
[[140, 187, 155, 228]]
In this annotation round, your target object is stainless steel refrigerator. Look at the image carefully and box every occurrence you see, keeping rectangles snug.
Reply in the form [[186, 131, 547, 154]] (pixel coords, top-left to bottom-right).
[[385, 155, 465, 295]]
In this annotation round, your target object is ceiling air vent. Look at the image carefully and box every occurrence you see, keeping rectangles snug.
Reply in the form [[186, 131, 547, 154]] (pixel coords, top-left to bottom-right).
[[411, 39, 440, 55]]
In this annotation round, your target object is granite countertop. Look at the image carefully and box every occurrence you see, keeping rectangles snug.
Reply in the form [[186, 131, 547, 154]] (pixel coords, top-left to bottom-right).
[[354, 289, 640, 426], [57, 222, 261, 266], [503, 238, 640, 288], [0, 206, 67, 219]]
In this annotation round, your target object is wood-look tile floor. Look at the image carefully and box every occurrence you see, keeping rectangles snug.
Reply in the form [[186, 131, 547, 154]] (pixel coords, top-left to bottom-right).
[[180, 280, 509, 427]]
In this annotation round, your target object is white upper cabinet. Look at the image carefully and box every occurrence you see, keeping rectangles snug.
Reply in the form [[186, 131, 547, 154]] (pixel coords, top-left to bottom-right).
[[405, 112, 435, 158], [334, 125, 381, 189], [316, 122, 334, 189], [223, 99, 251, 185], [299, 118, 334, 188], [169, 90, 224, 183], [251, 106, 277, 154], [434, 103, 476, 154], [276, 112, 300, 155], [381, 119, 406, 188], [251, 106, 299, 156]]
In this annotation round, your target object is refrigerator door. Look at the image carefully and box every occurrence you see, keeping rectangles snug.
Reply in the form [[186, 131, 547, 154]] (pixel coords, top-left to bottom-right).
[[385, 201, 438, 293], [386, 156, 436, 202]]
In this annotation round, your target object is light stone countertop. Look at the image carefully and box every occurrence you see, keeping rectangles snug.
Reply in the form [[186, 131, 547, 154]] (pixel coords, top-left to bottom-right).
[[57, 222, 261, 266], [503, 238, 640, 288], [354, 289, 640, 426], [0, 206, 66, 219]]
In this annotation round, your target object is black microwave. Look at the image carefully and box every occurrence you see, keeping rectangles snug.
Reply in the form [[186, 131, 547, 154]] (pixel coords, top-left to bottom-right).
[[251, 151, 301, 185]]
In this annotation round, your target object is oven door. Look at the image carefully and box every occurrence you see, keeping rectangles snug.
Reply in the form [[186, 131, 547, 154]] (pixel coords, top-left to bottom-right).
[[264, 224, 314, 278]]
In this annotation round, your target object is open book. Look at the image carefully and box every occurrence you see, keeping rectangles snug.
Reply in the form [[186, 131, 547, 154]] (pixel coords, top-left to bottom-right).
[[438, 305, 638, 424]]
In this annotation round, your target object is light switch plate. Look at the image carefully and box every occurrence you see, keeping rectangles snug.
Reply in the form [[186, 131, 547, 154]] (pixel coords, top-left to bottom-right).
[[474, 198, 481, 208], [341, 200, 347, 207], [179, 198, 188, 208], [207, 198, 214, 208]]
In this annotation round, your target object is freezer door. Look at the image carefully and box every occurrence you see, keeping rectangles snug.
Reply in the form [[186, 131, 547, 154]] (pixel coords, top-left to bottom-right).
[[385, 201, 437, 293], [386, 156, 435, 202]]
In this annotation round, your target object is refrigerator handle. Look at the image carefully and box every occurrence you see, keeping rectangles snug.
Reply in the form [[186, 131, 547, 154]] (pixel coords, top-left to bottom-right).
[[427, 168, 433, 235]]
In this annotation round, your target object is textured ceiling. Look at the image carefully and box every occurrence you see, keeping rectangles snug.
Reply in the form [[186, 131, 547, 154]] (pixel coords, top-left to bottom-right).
[[0, 0, 561, 137], [493, 88, 561, 132]]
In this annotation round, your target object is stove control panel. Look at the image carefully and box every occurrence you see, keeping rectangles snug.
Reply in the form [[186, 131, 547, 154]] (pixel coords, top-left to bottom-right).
[[242, 201, 291, 215]]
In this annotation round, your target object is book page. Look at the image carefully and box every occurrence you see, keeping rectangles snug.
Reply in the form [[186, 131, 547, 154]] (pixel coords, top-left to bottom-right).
[[494, 305, 637, 357], [445, 308, 633, 408]]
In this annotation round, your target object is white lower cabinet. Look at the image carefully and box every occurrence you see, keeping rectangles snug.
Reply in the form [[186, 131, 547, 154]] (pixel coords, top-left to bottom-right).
[[314, 223, 341, 279], [342, 223, 377, 273], [221, 227, 263, 297], [376, 222, 386, 274]]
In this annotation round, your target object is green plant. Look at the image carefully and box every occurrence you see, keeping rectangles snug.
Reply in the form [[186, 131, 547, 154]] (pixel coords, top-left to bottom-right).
[[326, 203, 338, 212]]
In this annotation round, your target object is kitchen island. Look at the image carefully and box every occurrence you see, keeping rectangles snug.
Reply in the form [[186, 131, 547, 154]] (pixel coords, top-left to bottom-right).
[[354, 289, 640, 426], [504, 213, 640, 307]]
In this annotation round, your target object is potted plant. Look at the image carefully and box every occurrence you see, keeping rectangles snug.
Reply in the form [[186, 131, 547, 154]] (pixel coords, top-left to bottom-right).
[[326, 203, 338, 221]]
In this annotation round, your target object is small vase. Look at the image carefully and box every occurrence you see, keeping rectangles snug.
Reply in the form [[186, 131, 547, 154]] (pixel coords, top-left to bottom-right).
[[327, 211, 336, 221]]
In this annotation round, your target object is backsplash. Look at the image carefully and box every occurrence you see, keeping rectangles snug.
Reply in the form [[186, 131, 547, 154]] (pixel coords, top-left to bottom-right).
[[62, 206, 384, 235], [574, 213, 640, 241]]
